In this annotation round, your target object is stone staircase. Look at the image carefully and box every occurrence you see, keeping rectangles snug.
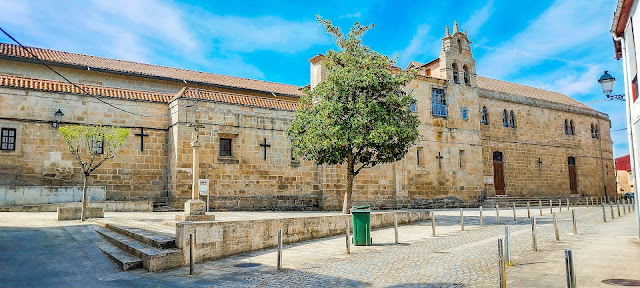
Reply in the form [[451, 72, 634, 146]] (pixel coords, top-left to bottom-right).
[[92, 222, 183, 272], [481, 196, 603, 208]]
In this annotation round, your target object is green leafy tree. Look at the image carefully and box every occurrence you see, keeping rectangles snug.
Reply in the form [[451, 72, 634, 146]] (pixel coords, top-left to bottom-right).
[[58, 125, 130, 220], [288, 17, 420, 213]]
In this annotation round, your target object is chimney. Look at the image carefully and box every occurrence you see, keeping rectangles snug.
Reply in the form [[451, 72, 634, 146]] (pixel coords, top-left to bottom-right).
[[309, 54, 327, 89]]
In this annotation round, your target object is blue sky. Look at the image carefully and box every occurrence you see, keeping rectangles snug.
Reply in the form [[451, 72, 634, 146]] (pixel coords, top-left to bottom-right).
[[0, 0, 629, 157]]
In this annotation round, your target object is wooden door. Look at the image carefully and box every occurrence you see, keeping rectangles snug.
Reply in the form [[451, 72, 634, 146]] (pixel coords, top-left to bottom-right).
[[493, 151, 505, 196], [568, 157, 578, 195]]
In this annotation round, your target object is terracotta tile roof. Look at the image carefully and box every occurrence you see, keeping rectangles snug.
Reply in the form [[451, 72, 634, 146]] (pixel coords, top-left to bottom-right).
[[0, 73, 299, 111], [180, 88, 299, 111], [0, 42, 304, 97], [476, 76, 593, 110], [0, 73, 171, 102]]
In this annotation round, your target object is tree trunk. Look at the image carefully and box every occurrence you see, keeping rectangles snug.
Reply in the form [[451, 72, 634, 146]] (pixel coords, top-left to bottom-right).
[[343, 156, 355, 214], [81, 175, 87, 221]]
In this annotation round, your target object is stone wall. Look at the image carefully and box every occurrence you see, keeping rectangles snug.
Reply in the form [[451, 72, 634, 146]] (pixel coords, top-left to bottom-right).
[[479, 94, 615, 198], [175, 210, 429, 263], [0, 87, 169, 202]]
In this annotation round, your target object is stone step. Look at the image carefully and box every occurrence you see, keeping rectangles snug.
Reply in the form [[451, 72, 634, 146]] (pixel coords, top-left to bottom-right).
[[96, 240, 143, 271], [97, 222, 175, 249], [93, 226, 183, 272]]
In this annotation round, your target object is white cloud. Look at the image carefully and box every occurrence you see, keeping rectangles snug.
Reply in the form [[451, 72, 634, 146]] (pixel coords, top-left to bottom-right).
[[202, 15, 329, 53], [476, 0, 611, 79], [340, 12, 362, 19], [518, 64, 603, 96], [462, 0, 494, 37], [395, 24, 432, 67]]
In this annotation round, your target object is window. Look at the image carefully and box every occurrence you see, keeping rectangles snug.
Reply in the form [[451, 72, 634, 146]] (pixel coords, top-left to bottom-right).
[[457, 39, 462, 53], [410, 102, 417, 112], [565, 119, 569, 135], [91, 135, 104, 154], [509, 110, 516, 128], [463, 65, 470, 86], [426, 68, 431, 77], [503, 109, 508, 127], [633, 75, 638, 103], [481, 106, 488, 125], [461, 108, 468, 120], [452, 63, 459, 84], [591, 123, 595, 138], [594, 123, 600, 139], [416, 148, 422, 166], [459, 150, 465, 169], [291, 147, 296, 161], [431, 88, 447, 117], [1, 128, 16, 151], [219, 138, 232, 156], [569, 120, 575, 135]]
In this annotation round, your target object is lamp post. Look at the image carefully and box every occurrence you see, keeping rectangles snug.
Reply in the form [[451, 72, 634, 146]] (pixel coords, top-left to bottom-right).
[[598, 71, 625, 101], [599, 70, 640, 238], [52, 109, 64, 128]]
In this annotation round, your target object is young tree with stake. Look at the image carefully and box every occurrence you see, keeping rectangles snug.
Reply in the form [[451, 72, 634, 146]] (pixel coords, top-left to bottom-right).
[[288, 17, 420, 213]]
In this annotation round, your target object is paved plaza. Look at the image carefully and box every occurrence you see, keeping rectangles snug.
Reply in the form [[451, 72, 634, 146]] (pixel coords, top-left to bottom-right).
[[0, 206, 639, 287]]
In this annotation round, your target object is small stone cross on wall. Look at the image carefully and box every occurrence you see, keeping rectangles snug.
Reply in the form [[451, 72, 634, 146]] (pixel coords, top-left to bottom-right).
[[537, 158, 543, 171], [135, 127, 149, 151], [259, 138, 271, 160], [436, 152, 443, 169]]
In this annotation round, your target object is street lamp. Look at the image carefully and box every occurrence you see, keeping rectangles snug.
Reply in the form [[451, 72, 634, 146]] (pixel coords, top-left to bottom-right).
[[598, 71, 625, 100], [52, 109, 64, 128]]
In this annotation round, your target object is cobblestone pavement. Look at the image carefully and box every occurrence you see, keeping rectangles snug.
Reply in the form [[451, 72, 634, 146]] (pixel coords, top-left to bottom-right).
[[154, 206, 622, 287], [1, 206, 635, 287]]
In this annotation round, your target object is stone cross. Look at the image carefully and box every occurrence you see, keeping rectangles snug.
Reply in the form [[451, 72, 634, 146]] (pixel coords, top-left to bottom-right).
[[188, 120, 204, 143], [259, 138, 271, 160], [134, 127, 149, 151], [537, 158, 543, 171], [436, 152, 443, 169]]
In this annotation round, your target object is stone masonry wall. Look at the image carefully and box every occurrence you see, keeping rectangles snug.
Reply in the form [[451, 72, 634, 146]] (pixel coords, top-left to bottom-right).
[[0, 87, 169, 201]]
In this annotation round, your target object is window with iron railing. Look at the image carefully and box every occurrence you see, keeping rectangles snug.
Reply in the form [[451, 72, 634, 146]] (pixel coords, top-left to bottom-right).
[[432, 88, 447, 117]]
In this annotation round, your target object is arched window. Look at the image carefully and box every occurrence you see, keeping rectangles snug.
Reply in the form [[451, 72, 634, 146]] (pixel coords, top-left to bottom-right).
[[452, 63, 459, 84], [503, 109, 508, 127], [569, 120, 575, 135], [595, 124, 600, 139], [457, 39, 462, 53], [463, 65, 470, 86], [481, 106, 488, 125], [509, 110, 516, 128], [565, 119, 569, 135], [591, 123, 595, 138]]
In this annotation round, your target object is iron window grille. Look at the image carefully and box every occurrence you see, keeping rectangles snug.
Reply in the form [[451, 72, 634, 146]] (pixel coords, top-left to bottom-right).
[[0, 128, 16, 151], [431, 88, 447, 117], [219, 138, 232, 157]]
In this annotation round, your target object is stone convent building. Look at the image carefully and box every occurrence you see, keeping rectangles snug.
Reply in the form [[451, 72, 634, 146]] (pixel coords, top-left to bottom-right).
[[0, 22, 615, 210]]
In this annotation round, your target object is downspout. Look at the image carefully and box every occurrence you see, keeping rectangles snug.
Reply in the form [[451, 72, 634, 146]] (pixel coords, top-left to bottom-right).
[[612, 30, 640, 237]]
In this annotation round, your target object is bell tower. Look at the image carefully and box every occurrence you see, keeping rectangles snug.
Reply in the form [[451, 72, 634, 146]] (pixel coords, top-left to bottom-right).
[[439, 21, 476, 87]]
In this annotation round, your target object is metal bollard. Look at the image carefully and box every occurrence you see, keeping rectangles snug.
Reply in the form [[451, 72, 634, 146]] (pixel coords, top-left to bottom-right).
[[505, 225, 511, 265], [550, 200, 553, 214], [431, 213, 436, 237], [527, 202, 531, 218], [460, 208, 464, 231], [496, 205, 500, 225], [601, 203, 607, 222], [553, 212, 560, 241], [498, 238, 507, 288], [345, 219, 351, 254], [277, 229, 283, 270], [189, 233, 195, 275], [532, 216, 538, 251], [617, 200, 621, 217], [565, 249, 576, 288], [610, 202, 615, 219], [512, 203, 517, 221], [572, 209, 577, 235], [480, 206, 484, 227], [539, 200, 543, 216], [394, 213, 399, 244], [559, 199, 562, 212]]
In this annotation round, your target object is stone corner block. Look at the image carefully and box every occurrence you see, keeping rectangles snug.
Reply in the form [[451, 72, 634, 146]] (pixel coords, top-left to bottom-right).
[[184, 199, 206, 216]]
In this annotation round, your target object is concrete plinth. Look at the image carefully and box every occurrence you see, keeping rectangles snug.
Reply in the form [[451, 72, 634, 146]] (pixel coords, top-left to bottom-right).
[[57, 206, 104, 221], [176, 199, 215, 221]]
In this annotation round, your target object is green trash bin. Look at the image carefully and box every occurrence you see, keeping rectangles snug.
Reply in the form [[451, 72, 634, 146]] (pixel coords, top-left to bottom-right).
[[351, 205, 371, 246]]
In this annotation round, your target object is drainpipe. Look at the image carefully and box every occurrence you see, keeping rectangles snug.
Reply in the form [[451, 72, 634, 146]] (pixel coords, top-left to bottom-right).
[[612, 30, 640, 237]]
